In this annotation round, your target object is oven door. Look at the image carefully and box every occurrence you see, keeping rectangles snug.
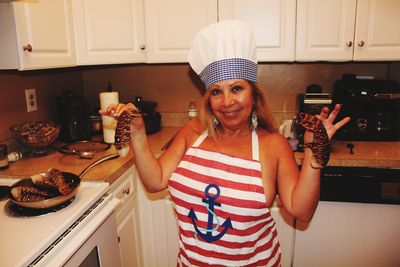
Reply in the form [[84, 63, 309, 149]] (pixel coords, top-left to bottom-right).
[[32, 195, 122, 267], [64, 212, 121, 267]]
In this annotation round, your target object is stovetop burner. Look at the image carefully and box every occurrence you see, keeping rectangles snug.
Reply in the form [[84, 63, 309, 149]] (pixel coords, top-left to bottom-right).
[[4, 198, 74, 218]]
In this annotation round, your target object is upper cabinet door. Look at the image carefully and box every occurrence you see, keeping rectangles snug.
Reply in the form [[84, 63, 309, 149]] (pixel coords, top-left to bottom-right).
[[218, 0, 296, 62], [296, 0, 357, 61], [3, 0, 76, 70], [144, 0, 217, 63], [354, 0, 400, 61], [72, 0, 146, 65]]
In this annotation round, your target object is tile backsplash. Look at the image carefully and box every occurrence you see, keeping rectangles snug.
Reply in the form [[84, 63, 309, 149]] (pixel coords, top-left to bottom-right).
[[0, 62, 397, 141]]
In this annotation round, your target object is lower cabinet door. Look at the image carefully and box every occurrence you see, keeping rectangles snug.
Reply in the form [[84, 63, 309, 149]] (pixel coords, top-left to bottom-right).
[[116, 195, 142, 267], [136, 177, 180, 267], [270, 202, 296, 267], [293, 201, 400, 267]]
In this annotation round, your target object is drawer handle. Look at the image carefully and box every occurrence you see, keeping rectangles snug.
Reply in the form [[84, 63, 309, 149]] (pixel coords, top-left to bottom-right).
[[140, 44, 146, 50], [23, 44, 32, 52], [122, 188, 130, 195]]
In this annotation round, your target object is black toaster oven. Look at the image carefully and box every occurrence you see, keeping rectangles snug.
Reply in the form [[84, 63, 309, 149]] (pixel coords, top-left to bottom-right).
[[332, 75, 400, 141]]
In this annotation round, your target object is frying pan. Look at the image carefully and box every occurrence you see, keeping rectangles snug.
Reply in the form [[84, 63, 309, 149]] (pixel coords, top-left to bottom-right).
[[1, 153, 119, 209]]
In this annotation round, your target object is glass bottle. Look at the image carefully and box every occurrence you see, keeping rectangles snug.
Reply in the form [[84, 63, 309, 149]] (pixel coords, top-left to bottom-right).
[[188, 99, 198, 120]]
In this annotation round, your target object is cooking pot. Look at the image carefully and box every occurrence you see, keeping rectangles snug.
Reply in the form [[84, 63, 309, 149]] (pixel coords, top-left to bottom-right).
[[134, 96, 161, 134]]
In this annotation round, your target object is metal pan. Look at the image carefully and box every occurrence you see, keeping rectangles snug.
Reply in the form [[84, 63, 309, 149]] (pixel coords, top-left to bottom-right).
[[6, 153, 119, 209], [9, 172, 80, 209], [59, 140, 111, 159]]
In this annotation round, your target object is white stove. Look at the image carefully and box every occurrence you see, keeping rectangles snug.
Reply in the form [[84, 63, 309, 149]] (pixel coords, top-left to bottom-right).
[[0, 178, 121, 267]]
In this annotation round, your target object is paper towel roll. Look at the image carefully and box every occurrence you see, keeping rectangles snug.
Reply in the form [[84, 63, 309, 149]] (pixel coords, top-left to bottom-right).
[[100, 92, 119, 110], [100, 92, 119, 143]]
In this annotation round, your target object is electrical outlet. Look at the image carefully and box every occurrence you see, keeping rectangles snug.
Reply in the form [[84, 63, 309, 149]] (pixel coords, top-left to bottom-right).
[[25, 88, 38, 112]]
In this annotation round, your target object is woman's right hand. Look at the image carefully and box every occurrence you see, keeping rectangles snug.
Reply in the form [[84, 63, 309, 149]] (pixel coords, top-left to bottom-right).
[[99, 102, 146, 134], [99, 102, 135, 116]]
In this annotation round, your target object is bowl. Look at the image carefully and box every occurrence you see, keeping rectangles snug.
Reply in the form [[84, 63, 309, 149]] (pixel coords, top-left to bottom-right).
[[10, 121, 60, 157]]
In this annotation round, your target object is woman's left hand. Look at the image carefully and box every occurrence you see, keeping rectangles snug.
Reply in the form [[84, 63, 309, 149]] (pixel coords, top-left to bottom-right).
[[317, 104, 351, 140], [303, 104, 350, 144]]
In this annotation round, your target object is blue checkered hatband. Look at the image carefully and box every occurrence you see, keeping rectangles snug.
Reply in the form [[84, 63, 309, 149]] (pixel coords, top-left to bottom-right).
[[199, 58, 257, 89]]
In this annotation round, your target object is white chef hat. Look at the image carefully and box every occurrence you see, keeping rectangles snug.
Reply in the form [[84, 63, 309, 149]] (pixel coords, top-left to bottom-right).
[[188, 20, 257, 89]]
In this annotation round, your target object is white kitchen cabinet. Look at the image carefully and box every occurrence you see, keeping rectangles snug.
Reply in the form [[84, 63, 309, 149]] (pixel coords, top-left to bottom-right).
[[136, 177, 179, 267], [0, 0, 76, 70], [292, 201, 400, 267], [111, 166, 143, 267], [71, 0, 146, 65], [270, 200, 296, 267], [218, 0, 296, 62], [144, 0, 217, 63], [354, 0, 400, 60], [296, 0, 400, 61]]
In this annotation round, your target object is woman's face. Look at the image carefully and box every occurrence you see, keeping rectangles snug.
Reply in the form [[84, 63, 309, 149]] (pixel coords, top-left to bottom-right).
[[208, 79, 254, 131]]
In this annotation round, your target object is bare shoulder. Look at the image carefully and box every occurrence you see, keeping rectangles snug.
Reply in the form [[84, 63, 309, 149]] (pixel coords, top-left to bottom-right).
[[257, 129, 288, 147], [173, 119, 203, 150], [257, 129, 293, 158]]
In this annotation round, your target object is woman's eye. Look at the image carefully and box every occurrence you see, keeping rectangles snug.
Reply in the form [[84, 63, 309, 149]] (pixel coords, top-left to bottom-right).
[[232, 86, 243, 93], [211, 89, 222, 96]]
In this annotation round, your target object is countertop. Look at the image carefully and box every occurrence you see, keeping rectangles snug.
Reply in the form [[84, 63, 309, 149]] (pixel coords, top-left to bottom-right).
[[0, 127, 399, 183]]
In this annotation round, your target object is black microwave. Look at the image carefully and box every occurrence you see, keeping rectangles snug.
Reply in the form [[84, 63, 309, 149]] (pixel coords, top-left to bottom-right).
[[332, 75, 400, 141]]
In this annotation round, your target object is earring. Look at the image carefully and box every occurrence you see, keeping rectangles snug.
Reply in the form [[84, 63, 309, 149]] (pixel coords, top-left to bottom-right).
[[250, 112, 258, 130], [213, 116, 219, 126]]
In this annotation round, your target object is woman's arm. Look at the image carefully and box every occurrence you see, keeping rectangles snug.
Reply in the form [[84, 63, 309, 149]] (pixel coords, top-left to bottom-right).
[[277, 104, 350, 221], [130, 120, 189, 192], [100, 103, 189, 193]]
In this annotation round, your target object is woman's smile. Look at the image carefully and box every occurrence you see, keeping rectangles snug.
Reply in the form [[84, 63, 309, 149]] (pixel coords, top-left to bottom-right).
[[221, 109, 240, 118], [209, 79, 254, 130]]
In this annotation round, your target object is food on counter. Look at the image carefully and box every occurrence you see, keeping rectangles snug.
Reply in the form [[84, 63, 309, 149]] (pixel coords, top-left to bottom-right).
[[294, 113, 332, 167], [10, 121, 60, 157], [115, 110, 141, 157]]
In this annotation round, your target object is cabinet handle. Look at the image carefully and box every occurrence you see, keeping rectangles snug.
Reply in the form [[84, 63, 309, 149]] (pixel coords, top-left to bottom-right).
[[346, 41, 353, 47], [122, 188, 130, 195], [23, 44, 32, 52], [140, 44, 146, 50], [358, 40, 365, 47]]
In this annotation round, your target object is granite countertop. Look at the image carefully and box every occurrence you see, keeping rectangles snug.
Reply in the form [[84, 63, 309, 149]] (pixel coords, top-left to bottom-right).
[[0, 127, 399, 183], [295, 140, 400, 168], [0, 127, 180, 183]]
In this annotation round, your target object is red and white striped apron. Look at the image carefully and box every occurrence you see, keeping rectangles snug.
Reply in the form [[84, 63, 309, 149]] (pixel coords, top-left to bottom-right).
[[168, 130, 281, 267]]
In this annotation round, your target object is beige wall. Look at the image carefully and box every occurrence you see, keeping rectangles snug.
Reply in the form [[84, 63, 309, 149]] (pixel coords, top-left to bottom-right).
[[82, 62, 389, 113], [0, 62, 392, 141], [0, 68, 83, 141]]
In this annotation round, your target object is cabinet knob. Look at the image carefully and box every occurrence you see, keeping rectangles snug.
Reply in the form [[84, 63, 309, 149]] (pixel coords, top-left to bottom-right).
[[122, 188, 130, 195], [358, 40, 365, 47], [23, 44, 32, 52], [140, 44, 145, 50], [346, 41, 353, 47]]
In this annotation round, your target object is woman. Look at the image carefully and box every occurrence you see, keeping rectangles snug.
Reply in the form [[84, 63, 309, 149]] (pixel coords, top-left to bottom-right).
[[102, 21, 350, 267]]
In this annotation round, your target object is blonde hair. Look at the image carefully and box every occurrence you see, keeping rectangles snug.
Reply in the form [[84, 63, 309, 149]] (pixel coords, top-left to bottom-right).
[[197, 81, 277, 137]]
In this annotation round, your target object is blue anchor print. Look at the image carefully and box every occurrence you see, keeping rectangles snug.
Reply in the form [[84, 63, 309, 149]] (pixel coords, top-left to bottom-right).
[[188, 184, 233, 243]]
